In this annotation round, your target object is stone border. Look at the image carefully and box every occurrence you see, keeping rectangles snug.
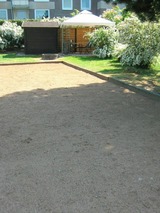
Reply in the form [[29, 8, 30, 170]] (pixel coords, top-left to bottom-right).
[[0, 61, 61, 66], [0, 60, 159, 101]]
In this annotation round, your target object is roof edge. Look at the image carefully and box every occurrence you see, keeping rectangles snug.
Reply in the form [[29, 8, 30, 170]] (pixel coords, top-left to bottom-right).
[[22, 21, 59, 28]]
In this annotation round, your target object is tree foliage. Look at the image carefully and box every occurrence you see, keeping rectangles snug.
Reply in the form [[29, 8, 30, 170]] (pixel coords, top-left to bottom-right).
[[104, 0, 160, 21], [102, 6, 123, 24], [102, 5, 134, 24]]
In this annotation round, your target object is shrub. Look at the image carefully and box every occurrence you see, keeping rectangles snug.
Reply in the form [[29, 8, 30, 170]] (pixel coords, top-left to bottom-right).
[[0, 21, 24, 50], [0, 20, 5, 26], [117, 17, 160, 68], [0, 19, 24, 26], [0, 37, 5, 49], [86, 27, 117, 58], [113, 43, 127, 59], [11, 20, 24, 26]]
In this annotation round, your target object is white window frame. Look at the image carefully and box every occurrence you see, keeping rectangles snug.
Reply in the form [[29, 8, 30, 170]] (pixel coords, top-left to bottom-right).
[[0, 9, 8, 20], [81, 0, 91, 10], [35, 9, 50, 19], [62, 0, 73, 10], [34, 0, 49, 2]]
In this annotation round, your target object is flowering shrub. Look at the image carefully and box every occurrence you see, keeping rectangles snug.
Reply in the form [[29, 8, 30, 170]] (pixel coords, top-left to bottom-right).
[[93, 45, 110, 59], [86, 27, 117, 58], [113, 43, 127, 59], [0, 21, 24, 50], [117, 17, 160, 68], [0, 37, 5, 49]]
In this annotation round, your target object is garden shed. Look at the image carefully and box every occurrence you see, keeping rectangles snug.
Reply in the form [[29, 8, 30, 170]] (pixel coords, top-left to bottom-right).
[[23, 22, 60, 54]]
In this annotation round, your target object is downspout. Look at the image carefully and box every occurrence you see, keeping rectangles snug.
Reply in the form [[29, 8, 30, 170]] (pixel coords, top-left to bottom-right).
[[61, 25, 64, 54], [10, 0, 14, 19]]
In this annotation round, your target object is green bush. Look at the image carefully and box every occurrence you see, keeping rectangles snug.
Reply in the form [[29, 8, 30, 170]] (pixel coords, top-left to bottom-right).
[[10, 19, 24, 26], [86, 27, 117, 58], [113, 43, 127, 59], [117, 17, 160, 68], [0, 19, 24, 26], [0, 20, 5, 26]]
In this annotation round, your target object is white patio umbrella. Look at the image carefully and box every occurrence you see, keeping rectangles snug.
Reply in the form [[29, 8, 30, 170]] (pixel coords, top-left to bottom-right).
[[61, 10, 115, 53], [61, 10, 115, 27]]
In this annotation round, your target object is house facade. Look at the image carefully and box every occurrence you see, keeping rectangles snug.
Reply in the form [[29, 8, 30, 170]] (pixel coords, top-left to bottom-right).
[[0, 0, 125, 20]]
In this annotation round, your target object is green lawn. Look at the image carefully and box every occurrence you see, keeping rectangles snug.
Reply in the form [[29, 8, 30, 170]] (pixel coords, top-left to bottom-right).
[[62, 56, 123, 73], [0, 53, 41, 63], [62, 56, 160, 94]]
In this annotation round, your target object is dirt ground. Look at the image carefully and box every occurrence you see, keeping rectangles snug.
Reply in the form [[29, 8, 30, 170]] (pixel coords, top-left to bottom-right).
[[0, 63, 160, 213]]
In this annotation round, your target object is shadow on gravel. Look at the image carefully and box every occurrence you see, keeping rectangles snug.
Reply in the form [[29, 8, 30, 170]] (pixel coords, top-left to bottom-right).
[[0, 82, 160, 213]]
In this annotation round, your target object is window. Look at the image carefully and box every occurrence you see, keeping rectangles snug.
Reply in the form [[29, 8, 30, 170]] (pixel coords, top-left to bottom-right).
[[62, 0, 73, 10], [35, 9, 50, 19], [0, 10, 8, 20], [15, 10, 28, 20], [81, 0, 91, 10]]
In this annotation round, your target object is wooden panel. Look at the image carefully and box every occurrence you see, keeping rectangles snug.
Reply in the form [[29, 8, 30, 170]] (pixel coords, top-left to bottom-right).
[[77, 28, 94, 46], [62, 27, 95, 45], [24, 28, 59, 54], [60, 27, 96, 53]]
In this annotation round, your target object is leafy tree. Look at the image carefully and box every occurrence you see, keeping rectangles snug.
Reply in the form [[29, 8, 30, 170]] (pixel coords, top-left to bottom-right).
[[104, 0, 160, 21], [102, 6, 123, 24], [70, 9, 80, 17], [102, 5, 134, 24]]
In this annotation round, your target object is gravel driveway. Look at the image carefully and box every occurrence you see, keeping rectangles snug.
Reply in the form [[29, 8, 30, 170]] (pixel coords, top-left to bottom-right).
[[0, 63, 160, 213]]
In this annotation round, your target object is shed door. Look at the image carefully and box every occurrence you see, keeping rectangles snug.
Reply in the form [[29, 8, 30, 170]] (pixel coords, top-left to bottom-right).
[[25, 28, 59, 54]]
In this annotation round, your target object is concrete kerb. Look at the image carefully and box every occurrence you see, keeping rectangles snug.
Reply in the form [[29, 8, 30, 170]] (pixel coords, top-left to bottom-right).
[[0, 60, 159, 101], [0, 60, 62, 66]]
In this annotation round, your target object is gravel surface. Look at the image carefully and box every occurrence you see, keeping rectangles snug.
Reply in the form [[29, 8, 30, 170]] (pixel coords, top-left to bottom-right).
[[0, 63, 160, 213]]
